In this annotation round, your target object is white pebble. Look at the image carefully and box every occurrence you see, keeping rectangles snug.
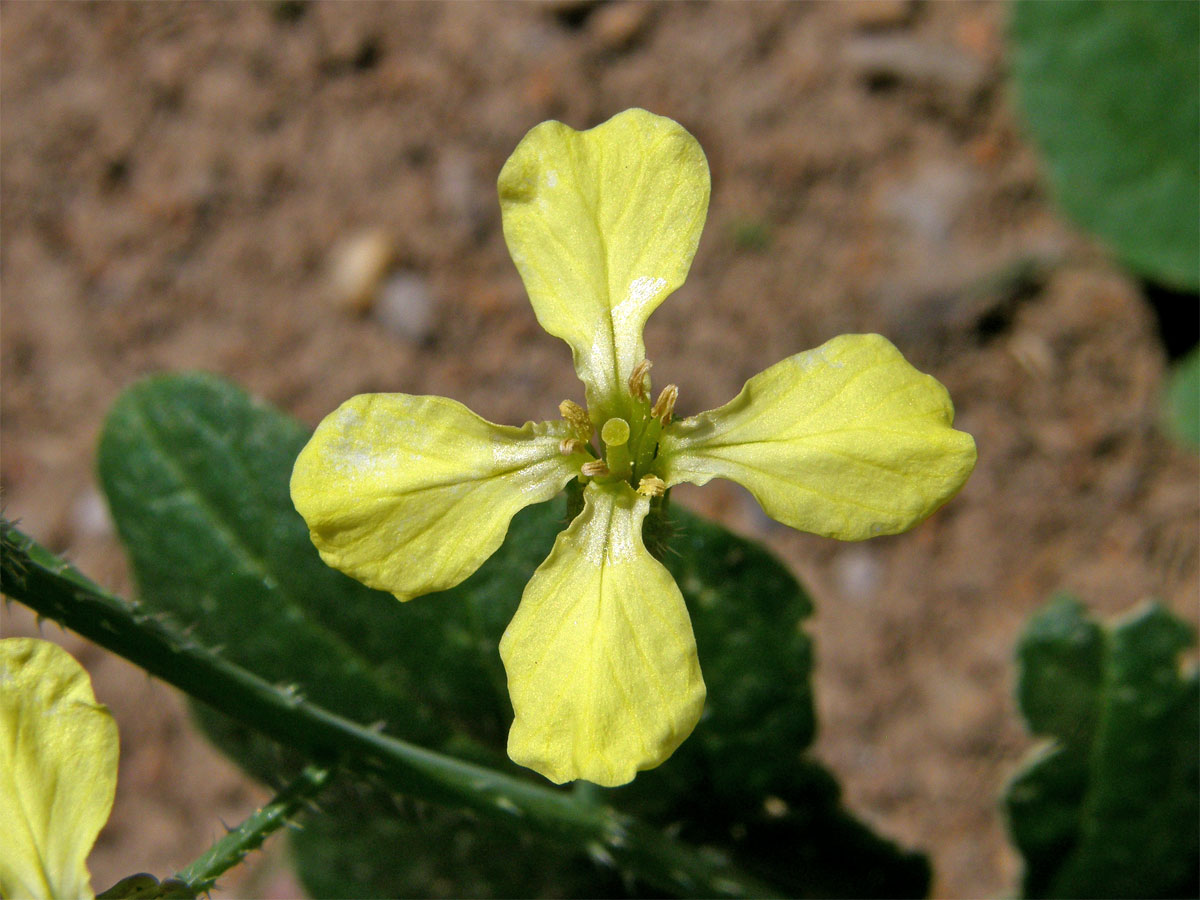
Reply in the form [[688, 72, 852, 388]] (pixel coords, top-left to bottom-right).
[[878, 161, 975, 246], [71, 488, 113, 539], [373, 271, 435, 343], [329, 230, 394, 313], [844, 35, 985, 92], [832, 547, 883, 602], [436, 149, 486, 233]]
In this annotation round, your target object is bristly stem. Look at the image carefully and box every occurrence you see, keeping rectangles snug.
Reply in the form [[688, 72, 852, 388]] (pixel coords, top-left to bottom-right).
[[0, 520, 781, 899], [175, 764, 330, 894], [95, 765, 330, 899]]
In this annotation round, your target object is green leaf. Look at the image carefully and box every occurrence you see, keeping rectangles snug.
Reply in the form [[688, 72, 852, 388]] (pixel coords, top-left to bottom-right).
[[1164, 347, 1200, 451], [1005, 596, 1199, 898], [1013, 593, 1105, 747], [98, 372, 928, 898], [287, 780, 628, 900], [96, 873, 193, 900], [1010, 0, 1200, 290]]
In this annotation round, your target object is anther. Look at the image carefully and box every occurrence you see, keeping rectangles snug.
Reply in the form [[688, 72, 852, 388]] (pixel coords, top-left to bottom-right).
[[580, 460, 610, 478], [650, 384, 678, 423], [628, 360, 652, 401], [559, 437, 586, 456], [636, 474, 667, 498], [559, 400, 593, 440]]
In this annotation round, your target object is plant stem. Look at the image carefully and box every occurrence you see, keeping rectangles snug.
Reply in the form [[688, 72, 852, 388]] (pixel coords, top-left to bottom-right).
[[175, 764, 330, 893], [0, 521, 780, 899]]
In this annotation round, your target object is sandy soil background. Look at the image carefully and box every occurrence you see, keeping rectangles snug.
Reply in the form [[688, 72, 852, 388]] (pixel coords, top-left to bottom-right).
[[3, 2, 1197, 897]]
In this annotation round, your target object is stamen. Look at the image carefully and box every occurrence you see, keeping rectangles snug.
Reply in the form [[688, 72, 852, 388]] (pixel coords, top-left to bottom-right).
[[580, 460, 610, 478], [650, 384, 678, 423], [636, 474, 666, 498], [559, 399, 593, 440], [627, 360, 652, 401], [559, 437, 586, 456]]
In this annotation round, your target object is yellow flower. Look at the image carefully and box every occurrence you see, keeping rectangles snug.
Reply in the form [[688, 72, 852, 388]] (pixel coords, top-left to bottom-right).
[[291, 109, 976, 787], [1, 639, 119, 900]]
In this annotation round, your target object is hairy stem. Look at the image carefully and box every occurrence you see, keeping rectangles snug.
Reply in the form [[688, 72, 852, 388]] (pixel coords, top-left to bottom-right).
[[175, 764, 330, 893]]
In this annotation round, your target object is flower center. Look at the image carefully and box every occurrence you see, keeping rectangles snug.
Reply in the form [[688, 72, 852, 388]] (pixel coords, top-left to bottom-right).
[[559, 360, 677, 498]]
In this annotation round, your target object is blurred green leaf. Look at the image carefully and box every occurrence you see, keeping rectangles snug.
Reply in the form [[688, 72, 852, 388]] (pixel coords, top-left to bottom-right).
[[1164, 347, 1200, 451], [1011, 0, 1200, 290], [99, 372, 929, 898], [729, 217, 772, 252], [1005, 596, 1199, 898], [96, 874, 194, 900]]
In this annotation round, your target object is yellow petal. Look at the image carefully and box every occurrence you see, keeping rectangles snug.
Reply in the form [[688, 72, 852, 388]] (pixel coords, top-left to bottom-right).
[[657, 334, 977, 540], [291, 394, 577, 601], [498, 108, 710, 420], [500, 481, 705, 787], [0, 639, 119, 900]]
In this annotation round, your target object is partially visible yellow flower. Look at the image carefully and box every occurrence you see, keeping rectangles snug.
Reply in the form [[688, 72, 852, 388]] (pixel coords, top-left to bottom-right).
[[291, 109, 976, 787], [0, 638, 119, 900]]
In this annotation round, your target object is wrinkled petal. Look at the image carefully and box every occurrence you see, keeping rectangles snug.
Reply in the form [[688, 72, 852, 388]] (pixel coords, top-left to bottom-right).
[[657, 334, 977, 540], [500, 481, 705, 786], [0, 639, 119, 900], [291, 394, 577, 601], [498, 108, 710, 420]]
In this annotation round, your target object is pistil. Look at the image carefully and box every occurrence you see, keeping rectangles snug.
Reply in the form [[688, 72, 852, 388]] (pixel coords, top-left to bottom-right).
[[601, 417, 633, 479]]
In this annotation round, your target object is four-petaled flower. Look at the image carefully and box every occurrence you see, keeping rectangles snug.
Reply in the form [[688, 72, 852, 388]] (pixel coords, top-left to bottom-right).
[[291, 109, 976, 787], [1, 638, 119, 900]]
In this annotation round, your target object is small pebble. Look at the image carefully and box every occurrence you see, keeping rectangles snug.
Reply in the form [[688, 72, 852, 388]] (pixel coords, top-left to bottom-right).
[[878, 161, 975, 246], [70, 487, 113, 540], [329, 230, 394, 314], [591, 2, 652, 52], [832, 547, 883, 602], [436, 149, 486, 235], [847, 0, 915, 30], [844, 35, 985, 92], [373, 270, 436, 343]]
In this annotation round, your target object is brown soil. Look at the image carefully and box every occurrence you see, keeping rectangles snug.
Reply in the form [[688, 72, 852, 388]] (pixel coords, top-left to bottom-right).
[[2, 3, 1196, 898]]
